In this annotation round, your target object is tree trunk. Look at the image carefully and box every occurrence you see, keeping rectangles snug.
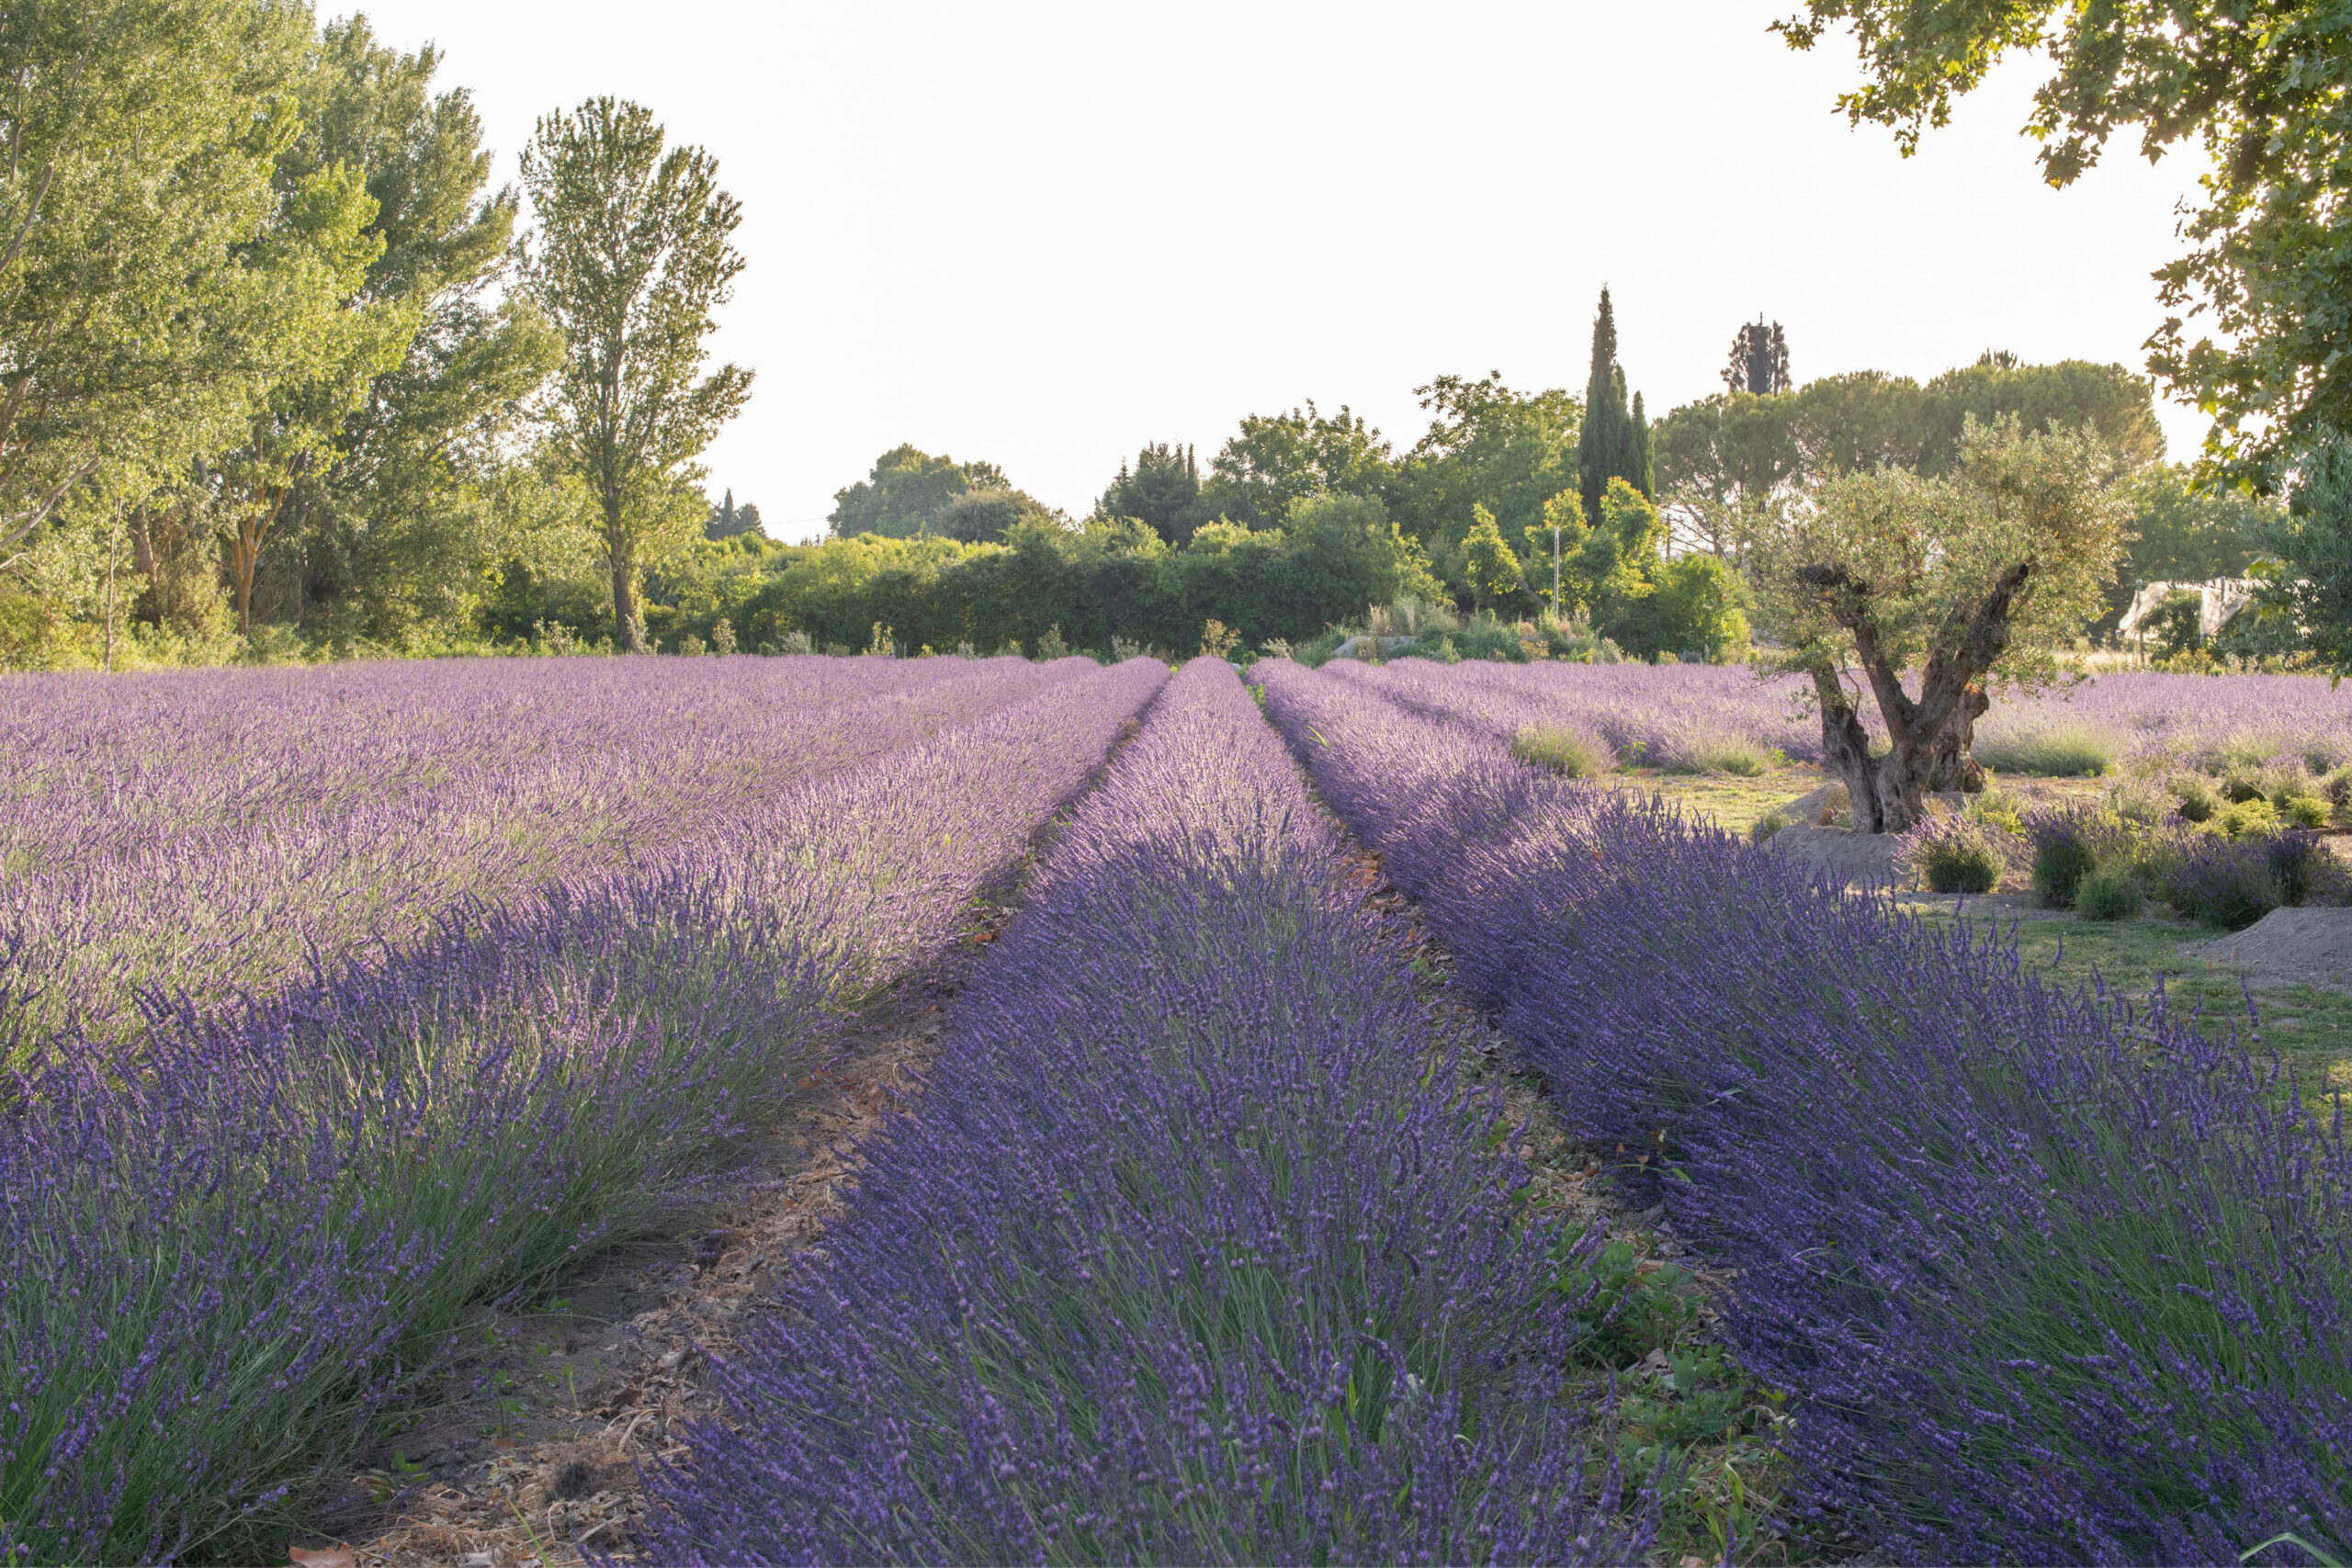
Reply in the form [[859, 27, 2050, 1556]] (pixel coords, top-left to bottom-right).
[[1800, 560, 2029, 833], [610, 547, 643, 651]]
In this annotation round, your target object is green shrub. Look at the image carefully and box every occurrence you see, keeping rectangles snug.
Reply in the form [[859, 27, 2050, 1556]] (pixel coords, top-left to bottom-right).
[[1912, 820, 2003, 894], [2031, 830, 2100, 908], [2174, 774, 2219, 823], [2220, 797, 2280, 839], [2074, 865, 2143, 921], [2281, 794, 2332, 829], [1967, 785, 2026, 837], [1973, 723, 2118, 778], [1749, 808, 1792, 845], [2222, 773, 2267, 804], [1510, 722, 1610, 778], [1685, 735, 1777, 776]]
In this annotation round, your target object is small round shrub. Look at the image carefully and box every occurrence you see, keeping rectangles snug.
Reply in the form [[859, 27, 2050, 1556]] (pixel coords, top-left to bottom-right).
[[2074, 864, 2143, 921], [2030, 819, 2103, 908], [2174, 774, 2219, 823], [2220, 797, 2280, 839], [2163, 838, 2283, 929], [1694, 736, 1773, 776], [2281, 794, 2332, 829], [1749, 808, 1792, 845], [1967, 785, 2026, 837], [1909, 818, 2002, 894], [1510, 722, 1610, 778], [2222, 773, 2267, 805]]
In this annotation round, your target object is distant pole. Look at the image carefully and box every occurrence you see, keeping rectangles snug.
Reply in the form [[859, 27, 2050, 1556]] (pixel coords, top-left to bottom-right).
[[1552, 523, 1561, 615]]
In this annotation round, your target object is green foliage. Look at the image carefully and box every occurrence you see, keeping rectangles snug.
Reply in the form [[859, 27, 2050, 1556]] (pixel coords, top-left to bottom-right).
[[2220, 797, 2280, 840], [1390, 373, 1580, 597], [1749, 808, 1792, 844], [2033, 831, 2100, 909], [2176, 774, 2220, 823], [1578, 288, 1651, 519], [1198, 401, 1391, 530], [1095, 442, 1210, 544], [1460, 504, 1522, 611], [523, 97, 752, 637], [831, 444, 1012, 539], [2279, 434, 2352, 678], [2074, 864, 2143, 921], [718, 493, 1436, 658], [1510, 723, 1610, 778], [937, 487, 1053, 545], [1776, 0, 2352, 481], [2119, 465, 2274, 583], [1917, 821, 2004, 894]]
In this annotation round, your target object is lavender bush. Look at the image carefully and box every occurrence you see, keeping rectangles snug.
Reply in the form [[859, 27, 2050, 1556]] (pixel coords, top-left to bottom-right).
[[1254, 658, 2352, 1565], [638, 660, 1654, 1566], [0, 659, 1167, 1563]]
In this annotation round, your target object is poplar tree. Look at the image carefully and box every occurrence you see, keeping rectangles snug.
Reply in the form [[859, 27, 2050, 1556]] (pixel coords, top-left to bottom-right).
[[522, 97, 752, 644], [1577, 288, 1651, 518]]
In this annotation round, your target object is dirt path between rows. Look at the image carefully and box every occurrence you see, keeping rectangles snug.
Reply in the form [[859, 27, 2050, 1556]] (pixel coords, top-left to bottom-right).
[[303, 717, 1153, 1568], [309, 924, 1002, 1568], [302, 702, 1757, 1568]]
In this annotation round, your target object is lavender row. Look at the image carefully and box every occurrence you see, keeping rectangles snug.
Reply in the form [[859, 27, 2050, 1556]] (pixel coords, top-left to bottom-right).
[[1, 655, 1091, 1049], [638, 659, 1654, 1566], [1327, 658, 1827, 771], [1324, 657, 2352, 780], [1253, 659, 2352, 1565], [0, 659, 1167, 1565]]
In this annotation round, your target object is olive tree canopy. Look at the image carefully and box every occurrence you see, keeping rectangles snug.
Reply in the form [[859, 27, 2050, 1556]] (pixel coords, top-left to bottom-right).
[[1744, 418, 2129, 832]]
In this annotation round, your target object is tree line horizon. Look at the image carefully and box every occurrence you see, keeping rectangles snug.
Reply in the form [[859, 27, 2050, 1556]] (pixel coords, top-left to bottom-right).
[[0, 0, 2346, 679]]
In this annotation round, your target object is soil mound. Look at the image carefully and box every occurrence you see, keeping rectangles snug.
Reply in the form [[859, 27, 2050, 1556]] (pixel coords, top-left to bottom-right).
[[2192, 906, 2352, 993], [1768, 823, 1905, 887]]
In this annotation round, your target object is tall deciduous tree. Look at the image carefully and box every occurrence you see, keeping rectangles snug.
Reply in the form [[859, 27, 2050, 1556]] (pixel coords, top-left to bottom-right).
[[276, 17, 562, 643], [0, 0, 311, 568], [829, 444, 1006, 539], [1578, 288, 1650, 518], [1743, 419, 2129, 832], [1775, 0, 2349, 483], [522, 97, 751, 643]]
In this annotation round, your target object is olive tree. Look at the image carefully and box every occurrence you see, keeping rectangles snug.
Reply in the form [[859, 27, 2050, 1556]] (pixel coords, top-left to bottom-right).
[[1743, 419, 2128, 832]]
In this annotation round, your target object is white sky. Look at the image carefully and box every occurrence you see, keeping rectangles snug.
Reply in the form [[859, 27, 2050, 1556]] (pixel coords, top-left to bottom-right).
[[348, 0, 2215, 543]]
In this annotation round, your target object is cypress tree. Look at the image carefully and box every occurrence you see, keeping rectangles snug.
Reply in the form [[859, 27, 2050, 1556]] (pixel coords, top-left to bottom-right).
[[1579, 288, 1651, 516]]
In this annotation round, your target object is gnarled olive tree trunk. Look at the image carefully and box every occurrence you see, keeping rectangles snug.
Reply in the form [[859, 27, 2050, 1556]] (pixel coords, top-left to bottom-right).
[[1801, 560, 2025, 833]]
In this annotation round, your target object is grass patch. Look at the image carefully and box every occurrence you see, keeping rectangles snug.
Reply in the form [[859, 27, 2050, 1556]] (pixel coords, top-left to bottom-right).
[[1974, 722, 2120, 777], [1510, 722, 1611, 778], [1900, 904, 2352, 1121]]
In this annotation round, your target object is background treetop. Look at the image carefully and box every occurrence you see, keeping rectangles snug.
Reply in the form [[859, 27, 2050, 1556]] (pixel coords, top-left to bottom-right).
[[1776, 0, 2352, 482]]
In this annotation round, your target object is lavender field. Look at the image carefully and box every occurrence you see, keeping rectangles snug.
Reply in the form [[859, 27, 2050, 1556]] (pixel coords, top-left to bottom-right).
[[5, 651, 2347, 1566], [1325, 657, 2352, 780]]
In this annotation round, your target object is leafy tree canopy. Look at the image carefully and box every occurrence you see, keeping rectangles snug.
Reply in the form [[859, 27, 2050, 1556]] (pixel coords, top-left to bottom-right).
[[1095, 442, 1212, 544], [829, 444, 1012, 539], [523, 96, 752, 646], [1776, 0, 2351, 482], [1197, 402, 1392, 530]]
